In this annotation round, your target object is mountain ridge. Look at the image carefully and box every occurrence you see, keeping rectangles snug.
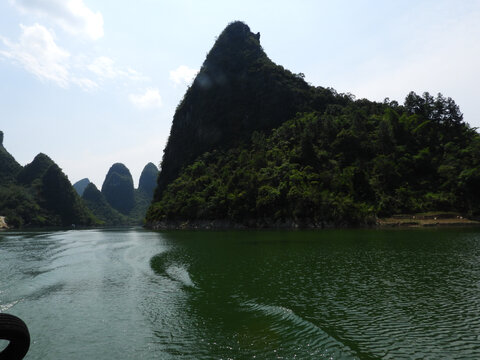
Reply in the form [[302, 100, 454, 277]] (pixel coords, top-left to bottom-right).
[[0, 132, 97, 228]]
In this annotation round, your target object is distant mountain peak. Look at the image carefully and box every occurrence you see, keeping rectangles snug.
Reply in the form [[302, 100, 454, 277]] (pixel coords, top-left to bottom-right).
[[138, 162, 159, 196], [17, 152, 55, 185], [73, 178, 90, 196], [101, 163, 135, 215]]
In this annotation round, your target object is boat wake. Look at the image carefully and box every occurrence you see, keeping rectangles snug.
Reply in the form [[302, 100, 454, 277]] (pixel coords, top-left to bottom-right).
[[150, 253, 196, 289], [240, 300, 360, 359]]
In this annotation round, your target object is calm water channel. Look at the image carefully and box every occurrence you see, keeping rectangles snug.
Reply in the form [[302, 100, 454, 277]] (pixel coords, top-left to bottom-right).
[[1, 228, 480, 359]]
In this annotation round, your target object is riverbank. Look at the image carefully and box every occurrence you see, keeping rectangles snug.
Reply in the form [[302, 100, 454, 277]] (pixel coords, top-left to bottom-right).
[[147, 212, 480, 230], [377, 212, 480, 227], [146, 219, 347, 230]]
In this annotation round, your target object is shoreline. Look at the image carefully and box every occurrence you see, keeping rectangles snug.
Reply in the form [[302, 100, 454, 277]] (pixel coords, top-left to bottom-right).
[[145, 213, 480, 230]]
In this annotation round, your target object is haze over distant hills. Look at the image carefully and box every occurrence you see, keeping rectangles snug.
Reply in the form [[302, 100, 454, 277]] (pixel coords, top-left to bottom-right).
[[0, 130, 158, 228], [77, 162, 158, 226], [146, 21, 480, 228], [73, 178, 90, 196]]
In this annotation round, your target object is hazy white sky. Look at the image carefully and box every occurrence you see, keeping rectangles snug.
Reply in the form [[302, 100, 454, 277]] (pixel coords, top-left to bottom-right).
[[1, 0, 479, 187]]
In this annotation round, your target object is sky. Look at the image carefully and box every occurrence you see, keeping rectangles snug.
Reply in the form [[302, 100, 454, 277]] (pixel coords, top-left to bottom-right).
[[1, 0, 479, 188]]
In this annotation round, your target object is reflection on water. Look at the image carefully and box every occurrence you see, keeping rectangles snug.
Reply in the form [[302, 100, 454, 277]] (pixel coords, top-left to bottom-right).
[[1, 228, 480, 359]]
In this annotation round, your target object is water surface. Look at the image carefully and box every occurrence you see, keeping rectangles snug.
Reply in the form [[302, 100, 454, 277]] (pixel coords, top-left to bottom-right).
[[1, 228, 480, 359]]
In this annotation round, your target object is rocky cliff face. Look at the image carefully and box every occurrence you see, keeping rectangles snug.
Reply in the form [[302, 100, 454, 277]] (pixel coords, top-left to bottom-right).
[[0, 131, 22, 185], [153, 21, 330, 201]]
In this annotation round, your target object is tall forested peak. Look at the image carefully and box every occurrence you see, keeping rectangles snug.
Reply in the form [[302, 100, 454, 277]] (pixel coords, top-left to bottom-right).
[[41, 163, 96, 226], [196, 21, 265, 86], [82, 182, 127, 225], [138, 162, 158, 196], [82, 182, 102, 202], [153, 21, 336, 201], [104, 163, 131, 179], [101, 162, 135, 215], [0, 141, 96, 227], [0, 131, 22, 184], [17, 153, 55, 185]]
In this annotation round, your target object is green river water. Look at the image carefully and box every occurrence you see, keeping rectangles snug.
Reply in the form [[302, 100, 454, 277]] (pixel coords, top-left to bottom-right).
[[1, 228, 480, 359]]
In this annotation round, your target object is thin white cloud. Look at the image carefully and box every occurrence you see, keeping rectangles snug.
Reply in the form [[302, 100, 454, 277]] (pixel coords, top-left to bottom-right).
[[72, 76, 98, 91], [124, 67, 148, 82], [0, 23, 71, 87], [88, 56, 117, 78], [129, 88, 163, 109], [88, 56, 148, 81], [13, 0, 104, 40], [169, 65, 197, 85], [0, 24, 148, 91]]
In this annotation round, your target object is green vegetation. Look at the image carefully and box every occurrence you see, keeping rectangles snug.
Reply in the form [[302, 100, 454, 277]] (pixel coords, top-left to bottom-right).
[[154, 21, 343, 200], [0, 136, 158, 227], [148, 93, 479, 227], [0, 139, 97, 228], [146, 22, 480, 228], [82, 183, 127, 225]]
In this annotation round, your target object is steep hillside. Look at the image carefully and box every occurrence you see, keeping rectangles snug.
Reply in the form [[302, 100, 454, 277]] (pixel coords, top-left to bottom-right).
[[0, 131, 22, 185], [17, 153, 54, 185], [146, 22, 480, 228], [138, 162, 158, 197], [0, 133, 97, 228], [154, 21, 344, 200], [40, 164, 96, 226], [82, 183, 127, 225]]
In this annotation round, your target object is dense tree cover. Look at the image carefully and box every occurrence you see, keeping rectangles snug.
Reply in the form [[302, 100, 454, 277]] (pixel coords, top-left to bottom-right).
[[82, 183, 127, 225], [154, 21, 346, 200], [0, 139, 97, 227], [0, 144, 157, 227], [0, 184, 47, 227], [16, 153, 54, 185], [147, 92, 480, 227], [146, 21, 480, 228]]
